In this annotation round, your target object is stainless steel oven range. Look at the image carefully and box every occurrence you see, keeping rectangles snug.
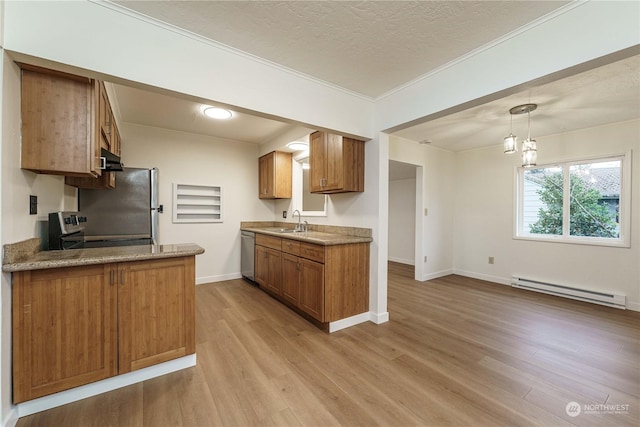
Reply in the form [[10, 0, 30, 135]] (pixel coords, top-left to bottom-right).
[[48, 211, 87, 250]]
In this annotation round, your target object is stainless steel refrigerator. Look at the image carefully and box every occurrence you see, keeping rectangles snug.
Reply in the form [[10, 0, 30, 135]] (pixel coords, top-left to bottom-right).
[[79, 168, 161, 247]]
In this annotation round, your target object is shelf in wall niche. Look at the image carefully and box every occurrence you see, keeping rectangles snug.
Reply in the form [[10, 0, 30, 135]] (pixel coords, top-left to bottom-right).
[[172, 183, 222, 223]]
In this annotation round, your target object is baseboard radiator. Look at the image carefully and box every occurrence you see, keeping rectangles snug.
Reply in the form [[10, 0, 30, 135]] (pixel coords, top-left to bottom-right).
[[511, 276, 626, 309]]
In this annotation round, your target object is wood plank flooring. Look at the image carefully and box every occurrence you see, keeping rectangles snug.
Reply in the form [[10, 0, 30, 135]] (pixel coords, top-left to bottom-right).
[[17, 262, 639, 426]]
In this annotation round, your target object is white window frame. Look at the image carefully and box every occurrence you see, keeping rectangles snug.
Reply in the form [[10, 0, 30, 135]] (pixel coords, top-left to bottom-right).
[[514, 151, 631, 248]]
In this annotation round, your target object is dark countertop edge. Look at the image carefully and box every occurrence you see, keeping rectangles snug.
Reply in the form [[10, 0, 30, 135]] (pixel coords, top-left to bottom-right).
[[2, 244, 205, 273], [241, 227, 373, 245]]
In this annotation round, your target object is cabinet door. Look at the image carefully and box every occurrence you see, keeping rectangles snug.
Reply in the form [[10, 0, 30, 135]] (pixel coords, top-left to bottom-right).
[[118, 257, 196, 373], [323, 133, 345, 191], [99, 81, 113, 150], [111, 120, 121, 156], [255, 244, 270, 287], [281, 253, 300, 306], [299, 259, 325, 321], [264, 247, 283, 295], [258, 152, 274, 198], [309, 131, 326, 192], [20, 67, 100, 177], [12, 264, 117, 403], [65, 171, 116, 189]]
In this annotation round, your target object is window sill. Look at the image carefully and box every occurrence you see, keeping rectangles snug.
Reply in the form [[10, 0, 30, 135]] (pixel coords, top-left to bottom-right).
[[513, 234, 630, 248]]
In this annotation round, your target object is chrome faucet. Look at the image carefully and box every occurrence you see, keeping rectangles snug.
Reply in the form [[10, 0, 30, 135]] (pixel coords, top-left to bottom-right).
[[292, 210, 302, 231]]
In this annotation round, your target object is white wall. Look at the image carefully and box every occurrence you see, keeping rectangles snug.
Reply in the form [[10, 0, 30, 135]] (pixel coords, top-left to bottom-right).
[[3, 1, 372, 139], [389, 138, 456, 280], [120, 123, 274, 283], [0, 53, 72, 427], [453, 120, 640, 310], [375, 1, 640, 131], [388, 177, 416, 265]]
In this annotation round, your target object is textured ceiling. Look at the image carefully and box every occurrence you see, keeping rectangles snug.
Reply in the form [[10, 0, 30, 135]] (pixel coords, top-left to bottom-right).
[[393, 55, 640, 151], [105, 1, 638, 153], [113, 0, 569, 98], [110, 84, 294, 144]]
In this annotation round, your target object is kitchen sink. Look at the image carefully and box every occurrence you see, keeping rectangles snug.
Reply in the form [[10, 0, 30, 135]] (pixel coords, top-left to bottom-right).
[[263, 227, 299, 233]]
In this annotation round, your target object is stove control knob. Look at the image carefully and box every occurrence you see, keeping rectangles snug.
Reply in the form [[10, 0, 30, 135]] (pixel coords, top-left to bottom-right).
[[64, 217, 72, 224]]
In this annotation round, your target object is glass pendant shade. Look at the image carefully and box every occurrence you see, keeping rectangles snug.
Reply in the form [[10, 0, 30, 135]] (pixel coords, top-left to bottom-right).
[[522, 138, 537, 167], [503, 133, 518, 153]]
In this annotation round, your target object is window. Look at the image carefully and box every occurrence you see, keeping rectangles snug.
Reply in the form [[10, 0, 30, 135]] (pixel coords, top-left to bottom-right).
[[515, 153, 630, 247]]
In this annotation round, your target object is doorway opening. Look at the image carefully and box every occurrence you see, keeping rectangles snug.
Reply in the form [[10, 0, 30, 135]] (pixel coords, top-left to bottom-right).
[[388, 160, 423, 281]]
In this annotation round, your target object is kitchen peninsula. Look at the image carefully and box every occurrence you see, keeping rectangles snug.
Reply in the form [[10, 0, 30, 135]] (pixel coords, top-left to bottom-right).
[[241, 221, 372, 332], [3, 238, 204, 411]]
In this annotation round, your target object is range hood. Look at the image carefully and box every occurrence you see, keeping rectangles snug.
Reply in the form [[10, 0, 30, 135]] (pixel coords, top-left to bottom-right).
[[100, 148, 124, 171]]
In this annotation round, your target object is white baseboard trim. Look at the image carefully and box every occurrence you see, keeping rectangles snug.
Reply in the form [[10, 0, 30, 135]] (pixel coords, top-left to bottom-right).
[[369, 311, 389, 324], [421, 268, 454, 282], [388, 256, 414, 266], [328, 311, 390, 332], [626, 301, 639, 312], [2, 408, 18, 427], [196, 272, 242, 285], [453, 269, 511, 286], [16, 354, 196, 418], [329, 312, 370, 332]]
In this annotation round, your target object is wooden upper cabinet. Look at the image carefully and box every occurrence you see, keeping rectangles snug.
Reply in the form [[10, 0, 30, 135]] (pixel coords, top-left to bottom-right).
[[19, 64, 122, 181], [65, 172, 116, 189], [258, 151, 292, 199], [98, 81, 121, 157], [20, 65, 102, 177], [309, 131, 365, 194]]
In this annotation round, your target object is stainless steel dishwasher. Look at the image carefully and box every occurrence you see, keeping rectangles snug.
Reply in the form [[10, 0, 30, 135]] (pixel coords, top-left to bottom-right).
[[240, 230, 255, 282]]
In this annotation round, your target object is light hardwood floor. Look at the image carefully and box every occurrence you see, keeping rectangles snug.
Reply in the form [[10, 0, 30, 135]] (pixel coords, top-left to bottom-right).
[[17, 262, 639, 426]]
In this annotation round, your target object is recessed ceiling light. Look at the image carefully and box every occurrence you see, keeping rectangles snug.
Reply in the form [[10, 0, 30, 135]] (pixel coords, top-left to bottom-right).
[[286, 141, 308, 151], [203, 107, 233, 120]]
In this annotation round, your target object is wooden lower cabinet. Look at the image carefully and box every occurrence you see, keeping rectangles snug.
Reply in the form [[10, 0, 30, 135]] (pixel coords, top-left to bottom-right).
[[255, 234, 283, 296], [118, 258, 195, 373], [256, 234, 369, 326], [255, 245, 282, 296], [12, 264, 116, 403], [12, 256, 195, 403], [298, 258, 325, 321]]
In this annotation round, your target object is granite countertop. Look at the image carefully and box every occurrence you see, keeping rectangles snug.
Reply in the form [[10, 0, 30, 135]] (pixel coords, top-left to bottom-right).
[[241, 221, 372, 246], [2, 238, 205, 272]]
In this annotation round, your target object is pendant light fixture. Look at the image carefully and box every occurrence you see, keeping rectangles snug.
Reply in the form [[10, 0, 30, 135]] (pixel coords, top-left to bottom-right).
[[503, 113, 517, 154], [503, 103, 538, 167]]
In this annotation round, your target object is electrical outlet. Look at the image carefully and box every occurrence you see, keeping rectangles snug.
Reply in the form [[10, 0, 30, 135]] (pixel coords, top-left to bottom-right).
[[282, 211, 287, 218], [488, 256, 494, 265], [29, 195, 37, 215]]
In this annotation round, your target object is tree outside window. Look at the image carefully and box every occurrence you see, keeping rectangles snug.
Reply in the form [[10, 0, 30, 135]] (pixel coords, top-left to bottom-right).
[[517, 156, 626, 246]]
